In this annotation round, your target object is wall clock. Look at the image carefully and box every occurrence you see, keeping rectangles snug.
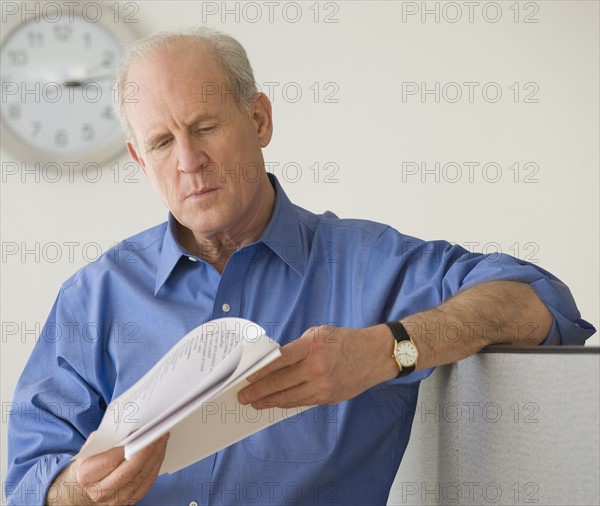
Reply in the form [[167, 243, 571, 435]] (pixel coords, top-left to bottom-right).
[[1, 3, 137, 164]]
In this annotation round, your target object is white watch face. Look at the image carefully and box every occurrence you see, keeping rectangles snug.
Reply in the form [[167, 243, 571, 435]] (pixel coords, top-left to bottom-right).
[[1, 12, 131, 162], [395, 341, 418, 367]]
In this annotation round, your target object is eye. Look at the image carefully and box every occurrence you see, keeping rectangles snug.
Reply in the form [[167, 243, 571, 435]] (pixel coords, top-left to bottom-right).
[[154, 138, 172, 150], [196, 125, 215, 134]]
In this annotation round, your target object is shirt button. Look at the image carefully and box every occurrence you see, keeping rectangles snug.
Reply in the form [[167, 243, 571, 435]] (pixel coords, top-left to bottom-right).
[[188, 256, 197, 262], [189, 502, 199, 506], [222, 303, 231, 313]]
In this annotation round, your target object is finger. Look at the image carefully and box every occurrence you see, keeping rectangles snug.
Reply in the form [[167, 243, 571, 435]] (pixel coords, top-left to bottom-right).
[[246, 337, 310, 383], [239, 355, 312, 404], [110, 434, 170, 506], [251, 381, 316, 409], [87, 433, 169, 504], [118, 434, 170, 505], [84, 433, 169, 504], [77, 445, 126, 485]]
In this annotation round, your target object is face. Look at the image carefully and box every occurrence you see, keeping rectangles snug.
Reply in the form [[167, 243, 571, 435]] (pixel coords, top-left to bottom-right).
[[124, 42, 273, 244]]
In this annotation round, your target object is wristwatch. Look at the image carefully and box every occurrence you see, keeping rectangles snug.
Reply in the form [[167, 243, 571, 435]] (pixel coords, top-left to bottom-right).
[[385, 321, 419, 377]]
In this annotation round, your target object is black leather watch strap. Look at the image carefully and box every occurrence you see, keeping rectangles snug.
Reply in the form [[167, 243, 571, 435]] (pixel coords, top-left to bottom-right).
[[385, 321, 415, 375], [385, 320, 411, 343]]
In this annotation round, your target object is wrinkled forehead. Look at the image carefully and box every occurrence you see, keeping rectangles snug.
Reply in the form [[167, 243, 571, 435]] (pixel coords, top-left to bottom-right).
[[123, 42, 236, 142]]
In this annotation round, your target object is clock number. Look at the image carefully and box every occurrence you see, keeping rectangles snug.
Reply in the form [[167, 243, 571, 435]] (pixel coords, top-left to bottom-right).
[[102, 105, 115, 120], [8, 50, 28, 66], [55, 130, 69, 148], [82, 123, 95, 141], [102, 50, 116, 67], [8, 103, 21, 119], [54, 25, 73, 42], [31, 122, 41, 137], [28, 31, 44, 47]]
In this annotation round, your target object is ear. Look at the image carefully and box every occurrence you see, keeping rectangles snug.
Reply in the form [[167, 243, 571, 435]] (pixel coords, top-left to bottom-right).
[[126, 141, 147, 175], [251, 92, 273, 148]]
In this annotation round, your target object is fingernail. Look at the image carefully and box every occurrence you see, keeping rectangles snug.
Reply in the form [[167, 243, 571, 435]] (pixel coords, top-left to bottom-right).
[[87, 483, 100, 501]]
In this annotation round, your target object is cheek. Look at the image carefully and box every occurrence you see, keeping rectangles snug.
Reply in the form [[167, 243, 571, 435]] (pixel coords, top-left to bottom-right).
[[145, 167, 178, 204]]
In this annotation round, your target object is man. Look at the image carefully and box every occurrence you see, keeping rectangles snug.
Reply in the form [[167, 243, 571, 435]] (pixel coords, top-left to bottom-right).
[[5, 27, 595, 506]]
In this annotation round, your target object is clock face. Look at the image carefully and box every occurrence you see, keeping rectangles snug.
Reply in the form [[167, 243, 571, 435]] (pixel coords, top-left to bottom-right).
[[1, 13, 134, 163], [396, 341, 419, 367]]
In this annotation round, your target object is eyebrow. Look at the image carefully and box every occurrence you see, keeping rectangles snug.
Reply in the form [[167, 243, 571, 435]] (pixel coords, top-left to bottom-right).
[[143, 113, 219, 150]]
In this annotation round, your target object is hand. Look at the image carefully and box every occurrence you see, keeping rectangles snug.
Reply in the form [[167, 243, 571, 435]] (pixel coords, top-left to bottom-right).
[[74, 432, 170, 505], [238, 324, 398, 409]]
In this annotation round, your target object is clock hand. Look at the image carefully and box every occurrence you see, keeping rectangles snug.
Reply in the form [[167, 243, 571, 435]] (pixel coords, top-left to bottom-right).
[[62, 75, 114, 87]]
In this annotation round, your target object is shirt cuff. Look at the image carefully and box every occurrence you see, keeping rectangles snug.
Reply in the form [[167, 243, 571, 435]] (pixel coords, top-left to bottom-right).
[[529, 276, 596, 346], [5, 453, 73, 506]]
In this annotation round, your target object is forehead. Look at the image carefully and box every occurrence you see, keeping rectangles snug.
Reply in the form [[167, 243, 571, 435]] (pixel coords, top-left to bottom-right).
[[128, 41, 227, 87], [124, 42, 233, 131], [126, 41, 225, 99]]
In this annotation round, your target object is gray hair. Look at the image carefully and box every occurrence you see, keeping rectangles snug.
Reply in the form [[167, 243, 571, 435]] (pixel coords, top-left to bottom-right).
[[115, 27, 258, 141]]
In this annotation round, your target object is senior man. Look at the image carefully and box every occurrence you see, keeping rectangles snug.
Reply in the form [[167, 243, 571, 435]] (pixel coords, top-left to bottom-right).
[[5, 28, 595, 506]]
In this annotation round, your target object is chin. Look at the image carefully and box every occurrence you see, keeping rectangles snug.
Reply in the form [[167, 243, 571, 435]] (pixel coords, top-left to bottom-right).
[[185, 217, 228, 236]]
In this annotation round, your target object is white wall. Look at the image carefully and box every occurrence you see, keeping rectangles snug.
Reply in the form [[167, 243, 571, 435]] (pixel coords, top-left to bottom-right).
[[1, 0, 598, 500]]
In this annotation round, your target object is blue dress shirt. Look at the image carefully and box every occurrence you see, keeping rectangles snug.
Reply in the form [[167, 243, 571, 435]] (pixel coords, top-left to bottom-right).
[[5, 175, 595, 506]]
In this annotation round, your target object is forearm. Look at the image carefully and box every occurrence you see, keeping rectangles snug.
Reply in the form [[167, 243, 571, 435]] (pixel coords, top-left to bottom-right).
[[399, 280, 553, 371], [240, 281, 568, 409]]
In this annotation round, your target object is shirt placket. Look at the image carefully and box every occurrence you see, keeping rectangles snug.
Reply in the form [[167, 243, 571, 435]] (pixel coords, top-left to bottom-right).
[[210, 245, 257, 321]]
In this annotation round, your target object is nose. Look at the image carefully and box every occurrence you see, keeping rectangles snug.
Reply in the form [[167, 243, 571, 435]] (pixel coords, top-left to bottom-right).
[[177, 135, 209, 173]]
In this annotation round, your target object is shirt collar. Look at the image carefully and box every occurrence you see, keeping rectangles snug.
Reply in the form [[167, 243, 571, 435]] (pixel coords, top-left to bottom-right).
[[154, 174, 305, 295], [259, 173, 306, 277], [154, 213, 192, 295]]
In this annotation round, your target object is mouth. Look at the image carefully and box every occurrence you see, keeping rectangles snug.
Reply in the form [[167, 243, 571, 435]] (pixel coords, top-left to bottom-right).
[[186, 188, 218, 200]]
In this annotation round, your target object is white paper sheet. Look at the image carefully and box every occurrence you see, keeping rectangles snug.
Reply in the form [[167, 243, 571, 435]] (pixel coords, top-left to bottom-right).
[[75, 317, 274, 464]]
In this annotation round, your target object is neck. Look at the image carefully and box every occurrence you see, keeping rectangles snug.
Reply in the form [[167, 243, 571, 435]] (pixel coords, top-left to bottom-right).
[[177, 178, 276, 274]]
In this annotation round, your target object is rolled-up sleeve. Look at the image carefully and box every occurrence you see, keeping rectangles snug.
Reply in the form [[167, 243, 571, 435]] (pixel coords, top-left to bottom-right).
[[362, 228, 595, 346], [5, 288, 104, 506]]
